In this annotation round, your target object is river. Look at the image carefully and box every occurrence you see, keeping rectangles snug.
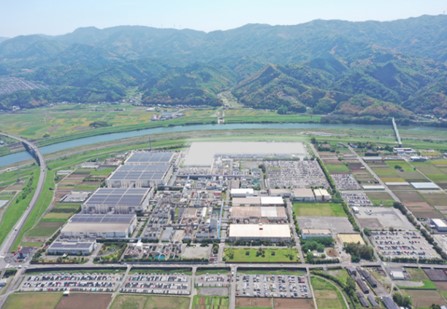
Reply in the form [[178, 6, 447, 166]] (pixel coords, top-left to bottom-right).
[[0, 122, 444, 167]]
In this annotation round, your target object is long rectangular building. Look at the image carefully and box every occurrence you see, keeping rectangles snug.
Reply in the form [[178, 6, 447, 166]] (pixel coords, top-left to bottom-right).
[[107, 163, 172, 188], [228, 224, 291, 242], [230, 206, 287, 222], [47, 240, 96, 256], [82, 187, 151, 214], [60, 214, 137, 239]]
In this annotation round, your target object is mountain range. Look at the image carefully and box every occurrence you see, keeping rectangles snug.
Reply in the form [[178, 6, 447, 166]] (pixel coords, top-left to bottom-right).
[[0, 15, 446, 121]]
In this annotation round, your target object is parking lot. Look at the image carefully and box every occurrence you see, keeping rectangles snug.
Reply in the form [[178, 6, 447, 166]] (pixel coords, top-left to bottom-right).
[[332, 174, 362, 190], [121, 273, 191, 295], [265, 160, 329, 189], [341, 192, 373, 207], [195, 274, 230, 287], [369, 230, 440, 260], [20, 272, 124, 292], [236, 274, 311, 298]]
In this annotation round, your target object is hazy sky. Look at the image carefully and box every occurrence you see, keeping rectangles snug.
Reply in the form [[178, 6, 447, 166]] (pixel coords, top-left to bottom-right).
[[1, 0, 446, 37]]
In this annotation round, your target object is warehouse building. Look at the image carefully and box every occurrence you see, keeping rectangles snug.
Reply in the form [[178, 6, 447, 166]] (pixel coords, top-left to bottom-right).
[[431, 218, 447, 232], [230, 206, 287, 223], [301, 229, 331, 240], [47, 240, 96, 256], [231, 196, 284, 207], [107, 163, 172, 188], [60, 214, 137, 239], [228, 224, 291, 242], [313, 188, 331, 201], [230, 188, 255, 197], [232, 197, 261, 206], [292, 188, 315, 201], [261, 196, 284, 206], [82, 187, 151, 214]]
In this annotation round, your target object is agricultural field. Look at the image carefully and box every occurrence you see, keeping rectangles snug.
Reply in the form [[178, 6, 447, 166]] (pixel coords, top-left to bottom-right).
[[404, 290, 447, 309], [311, 276, 347, 309], [56, 293, 112, 309], [235, 297, 314, 309], [110, 295, 190, 309], [3, 292, 62, 309], [412, 160, 447, 184], [293, 202, 346, 217], [365, 191, 394, 207], [224, 248, 299, 263], [192, 296, 229, 309], [0, 104, 320, 146], [325, 162, 350, 174]]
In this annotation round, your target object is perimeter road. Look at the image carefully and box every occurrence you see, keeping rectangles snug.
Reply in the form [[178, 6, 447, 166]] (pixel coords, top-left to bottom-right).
[[0, 133, 47, 256]]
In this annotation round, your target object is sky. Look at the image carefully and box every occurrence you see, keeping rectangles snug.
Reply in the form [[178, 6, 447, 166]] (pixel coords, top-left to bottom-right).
[[1, 0, 446, 37]]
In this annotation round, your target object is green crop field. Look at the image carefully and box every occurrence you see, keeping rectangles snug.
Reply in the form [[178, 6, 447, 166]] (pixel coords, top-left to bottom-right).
[[192, 296, 229, 309], [325, 163, 350, 174], [311, 276, 347, 309], [366, 192, 395, 207], [293, 202, 346, 217], [224, 248, 299, 263], [3, 292, 62, 309], [111, 294, 190, 309], [0, 167, 39, 248]]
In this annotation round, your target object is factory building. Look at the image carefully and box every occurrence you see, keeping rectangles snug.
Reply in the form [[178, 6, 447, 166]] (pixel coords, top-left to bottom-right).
[[60, 214, 137, 239], [431, 218, 447, 232], [230, 206, 287, 223], [82, 187, 151, 214], [230, 188, 255, 197], [301, 229, 332, 240], [313, 188, 331, 201], [47, 240, 96, 256], [292, 188, 315, 202], [106, 163, 172, 188]]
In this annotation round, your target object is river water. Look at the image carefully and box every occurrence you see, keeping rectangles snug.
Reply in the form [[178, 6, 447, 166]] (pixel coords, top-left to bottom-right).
[[0, 122, 444, 167]]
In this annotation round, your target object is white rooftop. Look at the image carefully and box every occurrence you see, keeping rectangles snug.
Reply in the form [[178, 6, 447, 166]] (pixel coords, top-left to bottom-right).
[[260, 196, 284, 205], [230, 188, 254, 196], [432, 218, 447, 228], [229, 224, 291, 238], [184, 142, 307, 167], [411, 182, 440, 190]]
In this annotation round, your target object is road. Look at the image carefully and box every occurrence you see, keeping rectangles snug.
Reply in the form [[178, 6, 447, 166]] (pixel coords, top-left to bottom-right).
[[0, 133, 47, 258]]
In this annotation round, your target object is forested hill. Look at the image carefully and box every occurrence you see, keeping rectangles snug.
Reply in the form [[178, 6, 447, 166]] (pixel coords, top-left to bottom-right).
[[0, 15, 446, 120]]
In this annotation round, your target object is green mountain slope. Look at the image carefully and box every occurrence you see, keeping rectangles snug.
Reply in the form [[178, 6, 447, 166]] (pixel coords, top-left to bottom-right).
[[0, 15, 446, 120]]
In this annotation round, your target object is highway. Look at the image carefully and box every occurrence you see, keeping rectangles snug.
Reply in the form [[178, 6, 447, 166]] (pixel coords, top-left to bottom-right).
[[0, 133, 47, 257]]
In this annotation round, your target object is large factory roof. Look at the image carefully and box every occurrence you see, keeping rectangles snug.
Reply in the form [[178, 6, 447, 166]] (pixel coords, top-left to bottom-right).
[[84, 188, 149, 207], [229, 224, 291, 238], [62, 214, 136, 233], [108, 163, 169, 182], [230, 207, 287, 218], [184, 142, 307, 167]]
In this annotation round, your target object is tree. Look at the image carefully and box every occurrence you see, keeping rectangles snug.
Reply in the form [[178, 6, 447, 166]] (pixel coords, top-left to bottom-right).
[[344, 276, 356, 297], [393, 292, 412, 307]]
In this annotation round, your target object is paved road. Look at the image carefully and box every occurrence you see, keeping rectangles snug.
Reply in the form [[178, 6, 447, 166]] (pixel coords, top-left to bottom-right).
[[0, 133, 47, 257]]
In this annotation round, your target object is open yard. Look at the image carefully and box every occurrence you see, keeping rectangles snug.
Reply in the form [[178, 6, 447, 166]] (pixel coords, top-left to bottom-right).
[[4, 292, 62, 309], [311, 276, 347, 309], [111, 295, 190, 309], [293, 203, 346, 217], [224, 248, 299, 263]]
